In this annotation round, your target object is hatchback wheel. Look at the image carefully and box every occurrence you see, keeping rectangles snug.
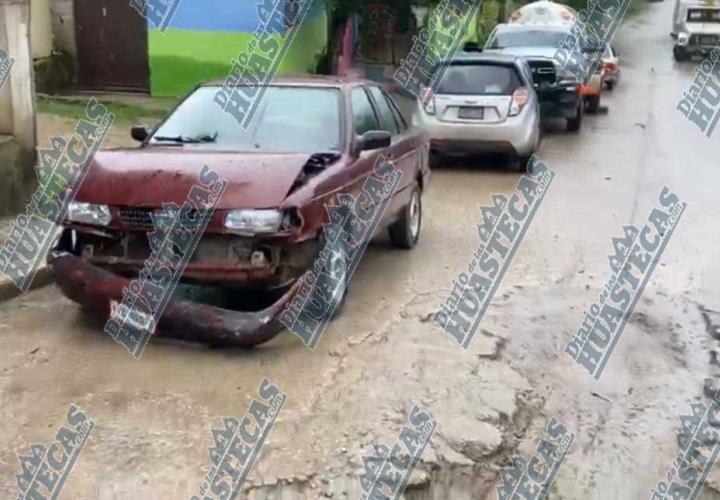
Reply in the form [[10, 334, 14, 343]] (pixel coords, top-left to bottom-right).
[[389, 184, 422, 249], [512, 155, 532, 173], [429, 151, 443, 168]]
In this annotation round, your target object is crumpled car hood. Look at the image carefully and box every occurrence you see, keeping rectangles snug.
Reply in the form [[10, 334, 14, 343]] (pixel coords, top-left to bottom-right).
[[76, 148, 317, 209]]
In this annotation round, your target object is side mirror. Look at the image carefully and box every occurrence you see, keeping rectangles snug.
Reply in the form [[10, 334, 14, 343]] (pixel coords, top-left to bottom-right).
[[131, 126, 149, 142], [670, 32, 678, 40], [357, 130, 391, 152]]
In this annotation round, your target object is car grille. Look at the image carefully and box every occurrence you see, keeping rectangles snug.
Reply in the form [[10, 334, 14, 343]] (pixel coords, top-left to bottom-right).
[[528, 59, 557, 85], [691, 34, 720, 45], [119, 207, 154, 228], [119, 207, 199, 229]]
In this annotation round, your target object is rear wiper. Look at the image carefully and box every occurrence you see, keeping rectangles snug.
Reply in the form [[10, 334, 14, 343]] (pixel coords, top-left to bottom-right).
[[153, 132, 218, 144]]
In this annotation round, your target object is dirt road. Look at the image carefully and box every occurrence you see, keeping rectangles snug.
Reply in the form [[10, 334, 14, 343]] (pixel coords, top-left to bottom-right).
[[2, 1, 720, 498]]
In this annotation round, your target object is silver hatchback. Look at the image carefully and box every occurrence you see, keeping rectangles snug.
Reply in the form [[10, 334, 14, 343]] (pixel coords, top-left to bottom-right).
[[412, 52, 541, 170]]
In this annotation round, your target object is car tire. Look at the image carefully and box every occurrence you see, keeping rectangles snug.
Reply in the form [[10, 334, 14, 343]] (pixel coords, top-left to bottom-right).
[[586, 95, 601, 114], [566, 102, 583, 132], [315, 234, 348, 317], [674, 46, 690, 62], [389, 184, 422, 250], [606, 80, 615, 91], [429, 151, 443, 168], [512, 154, 532, 173]]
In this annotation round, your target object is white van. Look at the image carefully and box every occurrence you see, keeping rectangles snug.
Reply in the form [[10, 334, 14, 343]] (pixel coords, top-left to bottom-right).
[[672, 0, 720, 61]]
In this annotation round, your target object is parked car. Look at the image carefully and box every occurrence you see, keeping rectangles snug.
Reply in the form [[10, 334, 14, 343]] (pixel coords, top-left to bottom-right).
[[486, 23, 605, 115], [50, 77, 431, 347], [413, 52, 541, 170], [508, 0, 577, 24], [672, 0, 720, 61], [484, 23, 584, 130], [602, 45, 621, 90]]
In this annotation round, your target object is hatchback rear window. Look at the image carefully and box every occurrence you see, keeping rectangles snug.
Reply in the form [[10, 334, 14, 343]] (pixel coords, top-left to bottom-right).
[[436, 63, 522, 95], [687, 8, 720, 22]]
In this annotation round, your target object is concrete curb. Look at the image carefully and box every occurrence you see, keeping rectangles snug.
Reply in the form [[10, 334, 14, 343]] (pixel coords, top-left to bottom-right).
[[0, 266, 54, 304]]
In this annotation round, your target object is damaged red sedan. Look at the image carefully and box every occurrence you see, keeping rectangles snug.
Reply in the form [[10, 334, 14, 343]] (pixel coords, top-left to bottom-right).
[[50, 77, 431, 348]]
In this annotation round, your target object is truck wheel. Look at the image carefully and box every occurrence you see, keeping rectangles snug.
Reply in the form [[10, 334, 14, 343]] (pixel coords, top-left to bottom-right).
[[566, 102, 583, 132], [586, 95, 601, 114], [673, 45, 690, 62], [389, 184, 422, 249]]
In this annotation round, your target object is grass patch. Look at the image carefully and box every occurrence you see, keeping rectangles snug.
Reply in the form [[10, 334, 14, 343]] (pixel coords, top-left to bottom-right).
[[37, 96, 174, 123]]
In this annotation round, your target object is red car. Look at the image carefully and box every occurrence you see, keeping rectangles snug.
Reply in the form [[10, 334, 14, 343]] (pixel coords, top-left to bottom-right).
[[51, 77, 430, 347]]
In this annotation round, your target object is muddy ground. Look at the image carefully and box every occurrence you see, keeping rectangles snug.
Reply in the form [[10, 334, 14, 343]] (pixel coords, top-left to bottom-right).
[[2, 1, 720, 498]]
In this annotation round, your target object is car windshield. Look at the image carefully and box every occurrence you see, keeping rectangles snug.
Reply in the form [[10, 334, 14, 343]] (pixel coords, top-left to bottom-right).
[[150, 86, 343, 153], [437, 63, 522, 95], [687, 8, 720, 22]]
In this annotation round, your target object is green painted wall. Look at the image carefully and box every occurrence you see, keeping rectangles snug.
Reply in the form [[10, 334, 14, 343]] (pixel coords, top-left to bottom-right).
[[148, 13, 328, 97]]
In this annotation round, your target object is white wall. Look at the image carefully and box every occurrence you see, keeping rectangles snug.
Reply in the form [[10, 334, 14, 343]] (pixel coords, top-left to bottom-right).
[[49, 0, 75, 55], [31, 0, 53, 58], [0, 0, 36, 151]]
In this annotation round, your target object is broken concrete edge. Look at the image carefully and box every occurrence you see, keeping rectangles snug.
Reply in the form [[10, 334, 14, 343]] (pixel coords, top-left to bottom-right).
[[0, 265, 54, 304]]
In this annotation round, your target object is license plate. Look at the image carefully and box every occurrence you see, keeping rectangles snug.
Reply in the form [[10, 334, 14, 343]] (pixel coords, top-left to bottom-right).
[[458, 107, 484, 119]]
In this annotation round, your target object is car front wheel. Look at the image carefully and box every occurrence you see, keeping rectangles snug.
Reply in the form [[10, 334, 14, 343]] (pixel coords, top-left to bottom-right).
[[389, 184, 422, 249]]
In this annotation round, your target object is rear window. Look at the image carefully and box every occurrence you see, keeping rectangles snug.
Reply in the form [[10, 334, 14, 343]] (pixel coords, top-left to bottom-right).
[[436, 63, 522, 95], [687, 8, 720, 22]]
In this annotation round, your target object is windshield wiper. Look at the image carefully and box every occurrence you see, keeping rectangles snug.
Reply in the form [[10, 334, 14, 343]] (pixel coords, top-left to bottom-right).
[[153, 132, 218, 144]]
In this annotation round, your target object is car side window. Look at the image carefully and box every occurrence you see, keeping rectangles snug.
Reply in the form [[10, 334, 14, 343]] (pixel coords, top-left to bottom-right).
[[351, 87, 380, 136], [368, 86, 400, 136], [383, 92, 408, 133]]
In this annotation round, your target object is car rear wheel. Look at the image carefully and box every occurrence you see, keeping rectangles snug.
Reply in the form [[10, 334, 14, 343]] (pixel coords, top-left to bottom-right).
[[586, 95, 601, 114], [673, 45, 690, 62], [389, 184, 422, 249], [511, 154, 532, 173], [566, 102, 583, 132], [605, 80, 615, 91]]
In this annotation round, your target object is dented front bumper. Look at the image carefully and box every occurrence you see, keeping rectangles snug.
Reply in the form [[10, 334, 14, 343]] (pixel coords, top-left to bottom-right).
[[49, 252, 300, 348]]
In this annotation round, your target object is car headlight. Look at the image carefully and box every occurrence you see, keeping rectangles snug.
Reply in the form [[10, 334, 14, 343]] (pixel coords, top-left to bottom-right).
[[678, 33, 689, 46], [67, 202, 112, 226], [224, 209, 283, 233]]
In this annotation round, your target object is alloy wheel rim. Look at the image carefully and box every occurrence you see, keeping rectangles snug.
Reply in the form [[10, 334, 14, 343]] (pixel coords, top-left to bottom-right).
[[409, 192, 421, 240]]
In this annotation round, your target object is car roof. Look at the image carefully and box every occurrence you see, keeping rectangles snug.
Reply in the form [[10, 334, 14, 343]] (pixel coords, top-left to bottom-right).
[[493, 22, 571, 33], [201, 75, 373, 89], [443, 51, 524, 65]]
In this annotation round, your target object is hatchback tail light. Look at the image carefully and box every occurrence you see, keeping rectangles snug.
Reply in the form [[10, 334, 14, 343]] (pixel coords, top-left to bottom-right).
[[421, 86, 435, 115], [509, 87, 529, 116], [510, 10, 521, 21], [561, 9, 572, 20]]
